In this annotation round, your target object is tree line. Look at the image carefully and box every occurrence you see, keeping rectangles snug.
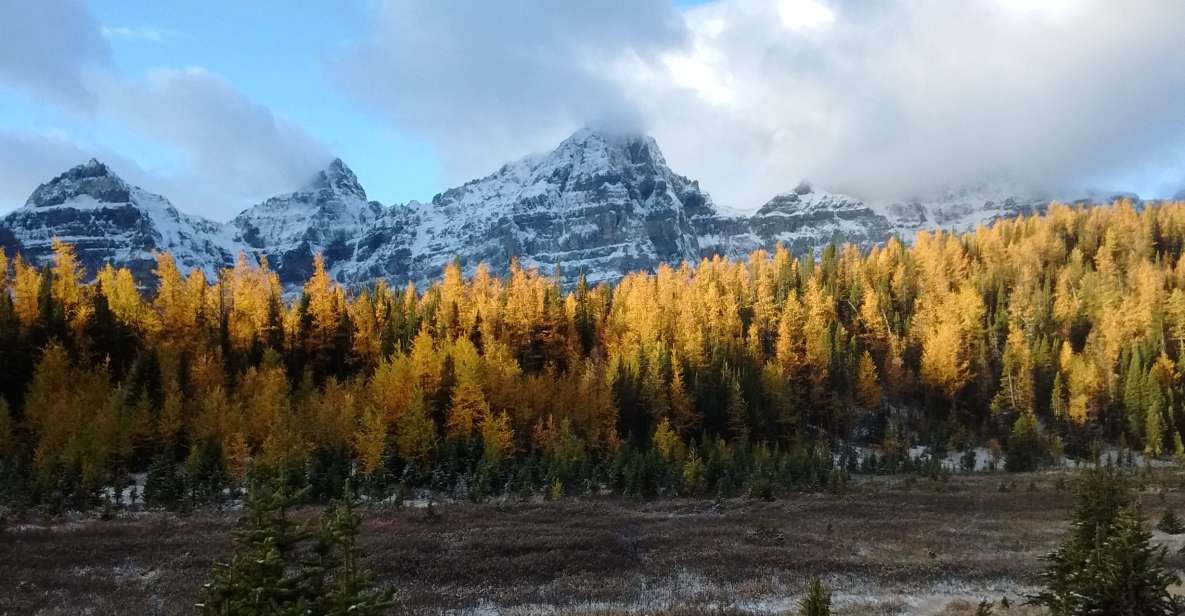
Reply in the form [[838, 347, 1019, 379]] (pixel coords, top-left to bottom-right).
[[2, 199, 1185, 507]]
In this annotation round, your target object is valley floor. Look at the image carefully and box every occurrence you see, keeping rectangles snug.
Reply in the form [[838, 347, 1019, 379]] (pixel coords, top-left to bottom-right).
[[4, 471, 1185, 615]]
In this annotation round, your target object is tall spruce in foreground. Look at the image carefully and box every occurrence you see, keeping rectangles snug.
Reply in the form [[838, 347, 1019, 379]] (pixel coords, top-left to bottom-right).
[[307, 482, 394, 615], [800, 576, 831, 616], [197, 477, 393, 615], [1029, 468, 1184, 615], [197, 478, 313, 614]]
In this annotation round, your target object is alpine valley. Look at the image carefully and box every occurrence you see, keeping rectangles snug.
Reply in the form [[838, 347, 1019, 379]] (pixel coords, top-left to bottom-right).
[[0, 128, 1132, 290]]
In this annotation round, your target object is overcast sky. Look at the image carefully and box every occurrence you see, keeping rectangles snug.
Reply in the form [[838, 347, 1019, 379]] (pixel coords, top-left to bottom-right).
[[1, 0, 1184, 220]]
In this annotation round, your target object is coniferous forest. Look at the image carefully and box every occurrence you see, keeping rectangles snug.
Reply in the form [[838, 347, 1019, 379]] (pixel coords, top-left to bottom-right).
[[3, 200, 1185, 509]]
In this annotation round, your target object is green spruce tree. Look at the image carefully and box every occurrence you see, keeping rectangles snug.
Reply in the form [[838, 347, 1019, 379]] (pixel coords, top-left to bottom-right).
[[308, 482, 395, 615], [1156, 509, 1185, 535], [1005, 411, 1047, 472], [1030, 468, 1183, 615], [196, 477, 313, 615], [799, 576, 831, 616]]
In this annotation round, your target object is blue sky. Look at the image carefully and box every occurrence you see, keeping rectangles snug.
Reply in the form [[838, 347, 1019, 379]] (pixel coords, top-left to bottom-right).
[[2, 0, 1184, 220], [0, 0, 706, 212], [1, 1, 442, 212]]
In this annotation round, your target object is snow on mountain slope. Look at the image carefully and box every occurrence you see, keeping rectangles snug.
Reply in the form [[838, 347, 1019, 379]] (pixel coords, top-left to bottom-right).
[[1, 159, 241, 284], [340, 127, 718, 288], [2, 134, 1137, 293], [740, 182, 891, 255], [232, 158, 384, 284], [869, 181, 1053, 238]]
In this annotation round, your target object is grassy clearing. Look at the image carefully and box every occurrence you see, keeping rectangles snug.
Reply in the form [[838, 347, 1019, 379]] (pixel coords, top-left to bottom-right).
[[4, 471, 1185, 615]]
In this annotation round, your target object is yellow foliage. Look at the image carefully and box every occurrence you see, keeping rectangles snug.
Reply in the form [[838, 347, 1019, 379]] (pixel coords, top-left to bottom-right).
[[12, 256, 42, 326], [480, 411, 515, 465], [855, 351, 881, 409], [447, 376, 488, 441], [395, 388, 437, 467]]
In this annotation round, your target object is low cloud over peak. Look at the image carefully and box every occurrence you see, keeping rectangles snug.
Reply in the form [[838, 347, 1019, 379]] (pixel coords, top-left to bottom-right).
[[337, 0, 1185, 210]]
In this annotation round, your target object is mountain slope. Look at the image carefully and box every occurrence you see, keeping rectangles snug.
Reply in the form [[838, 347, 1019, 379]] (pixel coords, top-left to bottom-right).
[[697, 181, 896, 260], [232, 158, 383, 284], [1, 159, 240, 283], [2, 132, 1132, 292], [340, 127, 719, 288]]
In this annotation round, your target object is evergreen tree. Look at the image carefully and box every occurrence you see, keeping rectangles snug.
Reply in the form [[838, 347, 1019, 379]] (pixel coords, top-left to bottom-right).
[[799, 576, 832, 616], [1005, 412, 1047, 472], [1156, 509, 1185, 535], [1030, 468, 1183, 615], [308, 483, 395, 615], [0, 397, 11, 458], [143, 453, 184, 510], [197, 477, 313, 614], [1050, 371, 1066, 420]]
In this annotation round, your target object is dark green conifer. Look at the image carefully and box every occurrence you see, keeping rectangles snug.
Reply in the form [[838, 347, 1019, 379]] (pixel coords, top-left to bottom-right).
[[196, 478, 312, 615], [1156, 509, 1185, 535], [309, 482, 395, 615], [799, 576, 831, 616], [1030, 468, 1183, 615]]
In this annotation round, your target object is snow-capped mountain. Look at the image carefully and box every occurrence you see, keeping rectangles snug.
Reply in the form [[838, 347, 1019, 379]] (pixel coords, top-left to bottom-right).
[[869, 182, 1053, 238], [1, 159, 240, 283], [232, 158, 384, 284], [337, 127, 717, 288], [697, 181, 895, 259], [1, 130, 1136, 292]]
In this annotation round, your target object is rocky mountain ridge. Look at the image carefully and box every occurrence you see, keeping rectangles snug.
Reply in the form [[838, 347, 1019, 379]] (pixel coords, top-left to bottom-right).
[[0, 131, 1137, 290]]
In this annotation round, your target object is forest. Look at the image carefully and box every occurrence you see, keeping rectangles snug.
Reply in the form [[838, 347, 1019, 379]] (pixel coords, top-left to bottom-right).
[[1, 199, 1185, 509]]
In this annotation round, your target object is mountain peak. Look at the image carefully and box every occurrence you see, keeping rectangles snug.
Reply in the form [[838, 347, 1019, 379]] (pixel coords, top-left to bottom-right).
[[561, 125, 654, 149], [301, 157, 366, 200], [552, 126, 668, 173], [26, 159, 131, 208]]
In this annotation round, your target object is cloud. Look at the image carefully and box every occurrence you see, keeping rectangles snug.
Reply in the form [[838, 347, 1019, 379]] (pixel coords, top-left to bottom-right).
[[0, 1, 330, 220], [641, 0, 1185, 207], [101, 25, 183, 44], [99, 68, 332, 218], [6, 0, 1185, 219], [0, 0, 112, 109], [649, 0, 1185, 205], [331, 0, 686, 185], [0, 129, 145, 208], [334, 0, 1185, 210]]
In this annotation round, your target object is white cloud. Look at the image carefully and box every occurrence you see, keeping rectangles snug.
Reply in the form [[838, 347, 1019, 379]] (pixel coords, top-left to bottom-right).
[[0, 1, 331, 220], [101, 25, 183, 44], [0, 0, 112, 109], [636, 0, 1185, 207], [331, 0, 686, 185], [334, 0, 1185, 210], [99, 67, 331, 218], [5, 0, 1185, 219], [776, 0, 834, 31]]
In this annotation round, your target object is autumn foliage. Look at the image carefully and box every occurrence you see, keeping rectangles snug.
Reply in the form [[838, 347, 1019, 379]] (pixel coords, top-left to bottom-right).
[[1, 200, 1184, 505]]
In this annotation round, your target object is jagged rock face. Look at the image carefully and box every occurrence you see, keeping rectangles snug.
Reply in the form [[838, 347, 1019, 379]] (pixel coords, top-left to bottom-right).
[[694, 182, 896, 260], [344, 128, 713, 287], [747, 182, 893, 254], [3, 133, 1109, 294], [232, 158, 383, 284], [0, 226, 19, 258], [336, 205, 418, 287], [872, 183, 1053, 238], [1, 159, 238, 284]]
